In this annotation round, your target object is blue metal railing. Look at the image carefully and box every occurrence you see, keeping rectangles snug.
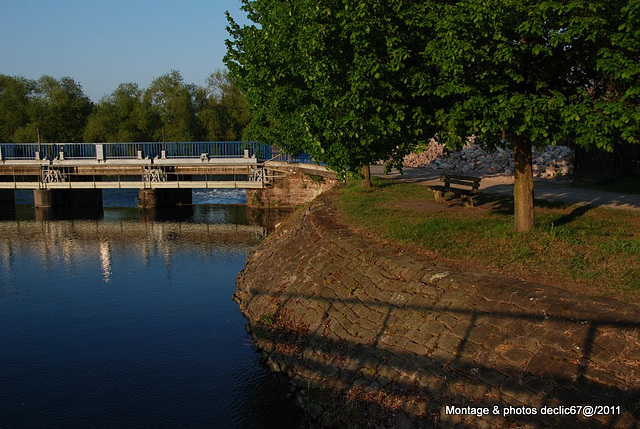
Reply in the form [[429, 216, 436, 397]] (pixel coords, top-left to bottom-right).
[[0, 143, 97, 160], [102, 143, 139, 159], [62, 143, 97, 159], [0, 143, 39, 160], [161, 141, 265, 159], [0, 141, 317, 164], [267, 146, 319, 164]]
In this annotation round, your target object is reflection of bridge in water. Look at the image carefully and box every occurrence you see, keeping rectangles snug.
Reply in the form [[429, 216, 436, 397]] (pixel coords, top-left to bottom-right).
[[0, 220, 265, 284]]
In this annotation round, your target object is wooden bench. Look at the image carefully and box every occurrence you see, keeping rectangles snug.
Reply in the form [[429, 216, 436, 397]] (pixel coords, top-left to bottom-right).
[[429, 174, 481, 207]]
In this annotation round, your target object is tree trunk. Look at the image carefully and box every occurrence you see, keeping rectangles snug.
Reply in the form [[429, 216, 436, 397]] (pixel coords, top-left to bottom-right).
[[513, 136, 534, 232], [360, 164, 372, 188]]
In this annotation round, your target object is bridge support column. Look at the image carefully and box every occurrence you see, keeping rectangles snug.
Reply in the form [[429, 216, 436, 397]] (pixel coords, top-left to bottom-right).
[[34, 189, 103, 208], [34, 190, 55, 208], [138, 188, 192, 209]]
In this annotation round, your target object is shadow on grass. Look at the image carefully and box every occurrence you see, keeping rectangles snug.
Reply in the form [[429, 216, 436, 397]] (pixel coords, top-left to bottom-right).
[[371, 177, 399, 188], [473, 193, 596, 229], [551, 205, 594, 227], [474, 194, 514, 213], [370, 177, 416, 190]]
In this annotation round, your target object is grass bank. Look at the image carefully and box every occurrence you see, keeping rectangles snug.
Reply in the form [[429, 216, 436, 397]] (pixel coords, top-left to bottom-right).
[[337, 178, 640, 303]]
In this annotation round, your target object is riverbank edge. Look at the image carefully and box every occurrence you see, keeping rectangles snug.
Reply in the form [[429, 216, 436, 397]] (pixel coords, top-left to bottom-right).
[[234, 190, 640, 428]]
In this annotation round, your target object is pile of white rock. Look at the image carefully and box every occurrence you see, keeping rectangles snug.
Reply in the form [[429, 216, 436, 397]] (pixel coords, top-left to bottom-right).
[[403, 140, 573, 178]]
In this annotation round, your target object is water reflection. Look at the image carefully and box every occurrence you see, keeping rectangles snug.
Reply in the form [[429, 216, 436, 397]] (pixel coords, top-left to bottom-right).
[[0, 220, 265, 286], [1, 240, 12, 272], [99, 240, 112, 283], [34, 206, 104, 221], [140, 205, 194, 222], [0, 203, 301, 428]]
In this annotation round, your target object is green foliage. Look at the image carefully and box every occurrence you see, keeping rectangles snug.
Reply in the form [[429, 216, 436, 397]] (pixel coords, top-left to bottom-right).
[[225, 0, 442, 177], [226, 0, 639, 162], [198, 69, 250, 141], [226, 0, 639, 231], [2, 75, 94, 143], [144, 70, 204, 142], [425, 0, 639, 151], [84, 83, 159, 142], [0, 75, 36, 142], [0, 69, 249, 144]]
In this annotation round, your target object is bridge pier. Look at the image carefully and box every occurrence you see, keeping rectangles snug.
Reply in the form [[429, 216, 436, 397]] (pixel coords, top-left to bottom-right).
[[138, 189, 192, 209], [33, 189, 103, 209]]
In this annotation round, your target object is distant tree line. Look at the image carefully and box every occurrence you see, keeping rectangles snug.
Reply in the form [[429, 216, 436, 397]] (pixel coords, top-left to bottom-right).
[[0, 69, 249, 144]]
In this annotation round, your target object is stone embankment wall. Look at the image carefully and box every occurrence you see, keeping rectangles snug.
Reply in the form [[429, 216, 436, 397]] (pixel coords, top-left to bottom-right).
[[247, 163, 339, 208], [403, 140, 573, 178], [235, 192, 640, 428]]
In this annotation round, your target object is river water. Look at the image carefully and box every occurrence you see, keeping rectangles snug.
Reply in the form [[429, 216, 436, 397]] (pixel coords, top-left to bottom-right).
[[0, 190, 300, 428]]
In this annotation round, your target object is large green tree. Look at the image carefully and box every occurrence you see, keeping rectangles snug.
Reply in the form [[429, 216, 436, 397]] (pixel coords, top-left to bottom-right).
[[0, 75, 36, 142], [225, 0, 441, 182], [227, 0, 639, 231], [426, 0, 639, 231], [27, 76, 93, 143], [145, 70, 204, 142], [198, 69, 250, 141], [84, 83, 160, 142]]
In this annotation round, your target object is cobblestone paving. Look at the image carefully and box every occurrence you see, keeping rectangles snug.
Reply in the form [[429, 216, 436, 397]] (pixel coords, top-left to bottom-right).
[[235, 192, 640, 428]]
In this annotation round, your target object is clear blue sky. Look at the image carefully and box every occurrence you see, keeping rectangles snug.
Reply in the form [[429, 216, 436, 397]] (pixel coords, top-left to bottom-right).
[[0, 0, 250, 102]]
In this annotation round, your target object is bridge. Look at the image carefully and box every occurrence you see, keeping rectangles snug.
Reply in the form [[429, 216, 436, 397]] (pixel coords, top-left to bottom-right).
[[0, 141, 337, 211]]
